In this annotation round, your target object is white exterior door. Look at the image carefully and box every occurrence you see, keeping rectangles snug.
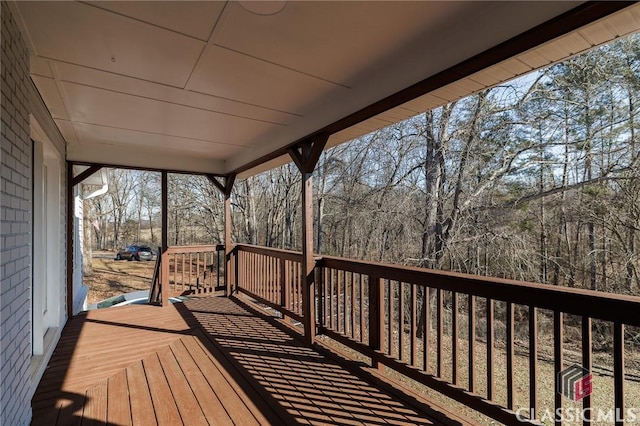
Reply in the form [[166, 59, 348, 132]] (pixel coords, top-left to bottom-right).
[[32, 139, 62, 355]]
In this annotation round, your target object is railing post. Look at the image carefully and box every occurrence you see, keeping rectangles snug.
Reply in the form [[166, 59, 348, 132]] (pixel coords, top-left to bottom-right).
[[216, 245, 222, 290], [234, 246, 239, 294], [368, 275, 383, 370], [316, 262, 324, 330], [227, 245, 237, 296], [279, 257, 288, 320], [301, 171, 316, 345], [161, 251, 169, 306]]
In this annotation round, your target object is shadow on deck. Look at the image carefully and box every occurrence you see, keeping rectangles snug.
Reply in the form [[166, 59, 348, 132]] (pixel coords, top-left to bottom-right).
[[31, 295, 474, 425]]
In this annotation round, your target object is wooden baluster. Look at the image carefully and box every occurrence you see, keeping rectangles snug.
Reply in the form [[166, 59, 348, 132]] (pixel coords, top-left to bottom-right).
[[323, 265, 329, 328], [582, 316, 591, 426], [342, 271, 347, 334], [271, 256, 276, 302], [368, 275, 383, 370], [279, 258, 285, 312], [529, 306, 537, 419], [553, 311, 563, 426], [336, 268, 340, 330], [387, 280, 393, 356], [188, 253, 192, 290], [437, 289, 443, 378], [469, 295, 476, 393], [360, 274, 365, 343], [487, 298, 494, 400], [614, 322, 625, 426], [423, 287, 430, 373], [506, 302, 514, 409], [327, 269, 335, 331], [197, 252, 201, 292], [205, 252, 209, 291], [452, 292, 459, 385], [181, 254, 185, 293], [399, 282, 405, 362], [411, 284, 417, 367], [350, 272, 355, 339]]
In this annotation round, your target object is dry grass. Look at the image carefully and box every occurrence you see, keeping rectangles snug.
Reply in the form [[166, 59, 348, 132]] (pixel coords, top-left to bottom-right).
[[84, 251, 156, 304]]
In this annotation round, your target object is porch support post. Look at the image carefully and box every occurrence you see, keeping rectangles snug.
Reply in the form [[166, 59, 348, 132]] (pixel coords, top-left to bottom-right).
[[207, 174, 236, 296], [224, 175, 236, 296], [66, 162, 74, 318], [288, 134, 328, 346], [161, 171, 169, 306]]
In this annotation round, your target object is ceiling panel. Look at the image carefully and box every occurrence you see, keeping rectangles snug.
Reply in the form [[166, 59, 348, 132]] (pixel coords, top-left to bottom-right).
[[67, 143, 226, 174], [578, 20, 618, 46], [52, 61, 295, 125], [86, 1, 224, 41], [187, 45, 347, 114], [72, 122, 247, 158], [212, 1, 463, 86], [16, 1, 205, 87], [31, 75, 69, 120], [608, 6, 640, 36], [54, 119, 78, 145], [516, 50, 553, 70], [549, 32, 593, 57], [30, 56, 52, 78], [60, 82, 276, 145]]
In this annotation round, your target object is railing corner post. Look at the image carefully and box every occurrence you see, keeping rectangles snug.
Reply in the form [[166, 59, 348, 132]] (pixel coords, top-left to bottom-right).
[[161, 251, 169, 306], [302, 256, 316, 346], [226, 243, 237, 297]]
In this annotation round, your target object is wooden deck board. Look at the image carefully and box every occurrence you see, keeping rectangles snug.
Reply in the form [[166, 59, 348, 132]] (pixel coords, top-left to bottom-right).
[[106, 370, 132, 426], [32, 295, 472, 426], [82, 380, 107, 425], [126, 362, 156, 426], [142, 353, 183, 426], [168, 339, 234, 426], [155, 346, 208, 426]]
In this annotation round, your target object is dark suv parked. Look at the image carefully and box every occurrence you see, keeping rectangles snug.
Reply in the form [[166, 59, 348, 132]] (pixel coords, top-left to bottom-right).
[[115, 245, 154, 261]]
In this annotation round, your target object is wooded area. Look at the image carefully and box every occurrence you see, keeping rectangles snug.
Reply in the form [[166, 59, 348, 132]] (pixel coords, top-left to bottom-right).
[[86, 33, 640, 296]]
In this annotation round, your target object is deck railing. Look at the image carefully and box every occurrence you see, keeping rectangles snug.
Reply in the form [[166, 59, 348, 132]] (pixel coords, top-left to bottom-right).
[[235, 245, 305, 323], [151, 244, 225, 304], [233, 244, 640, 426]]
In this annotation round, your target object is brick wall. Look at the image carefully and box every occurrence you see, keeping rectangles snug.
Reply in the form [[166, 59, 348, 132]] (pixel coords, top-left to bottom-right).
[[1, 2, 34, 425]]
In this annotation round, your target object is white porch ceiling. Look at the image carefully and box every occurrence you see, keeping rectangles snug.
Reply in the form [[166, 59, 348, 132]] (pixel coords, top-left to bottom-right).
[[12, 1, 640, 176]]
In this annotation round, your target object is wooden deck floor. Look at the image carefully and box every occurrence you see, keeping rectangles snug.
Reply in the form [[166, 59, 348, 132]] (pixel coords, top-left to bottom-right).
[[32, 295, 473, 425]]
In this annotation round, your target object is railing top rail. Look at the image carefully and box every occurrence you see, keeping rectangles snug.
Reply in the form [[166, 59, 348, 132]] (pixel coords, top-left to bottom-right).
[[236, 244, 303, 262], [166, 244, 222, 254], [320, 254, 640, 326], [231, 244, 640, 325]]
